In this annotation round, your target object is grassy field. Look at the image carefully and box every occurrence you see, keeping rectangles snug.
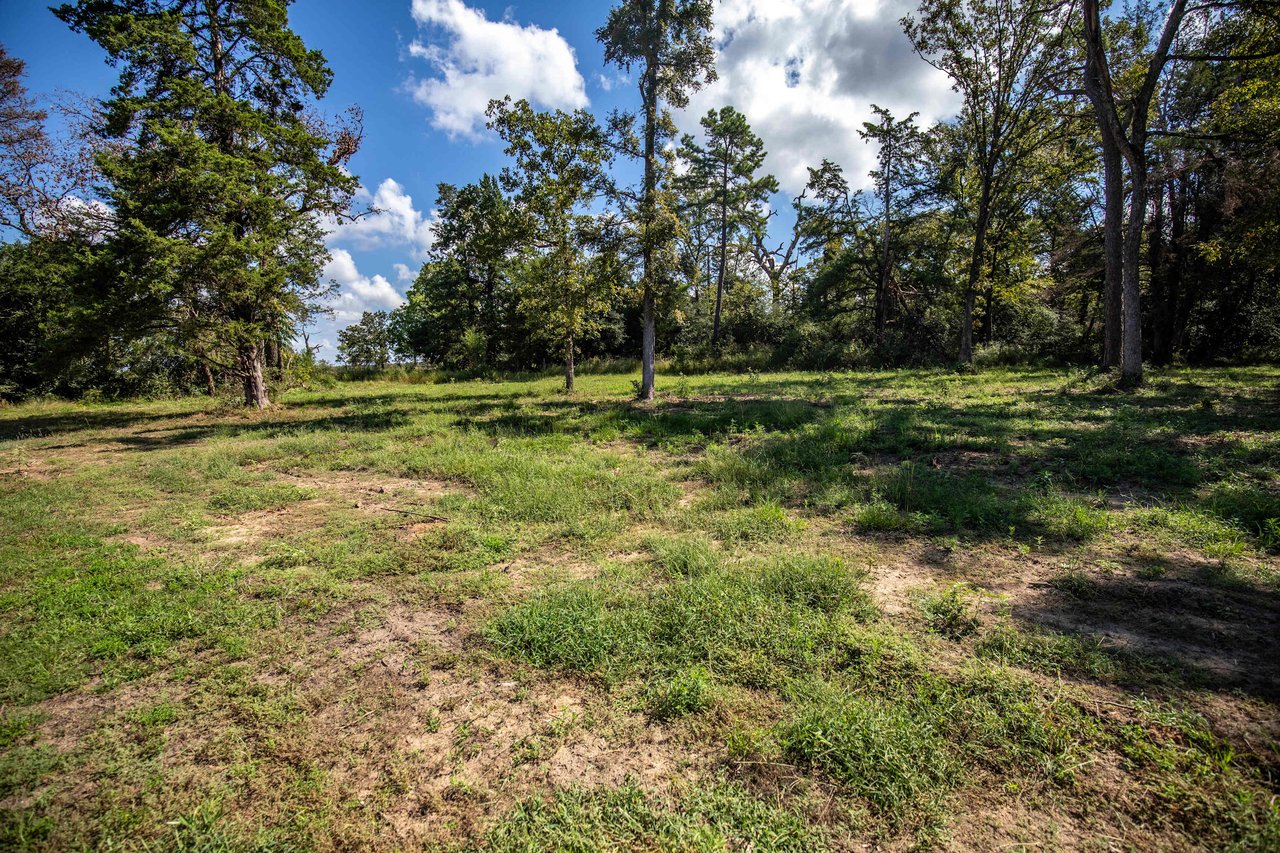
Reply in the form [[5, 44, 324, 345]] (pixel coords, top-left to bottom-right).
[[1, 367, 1278, 850]]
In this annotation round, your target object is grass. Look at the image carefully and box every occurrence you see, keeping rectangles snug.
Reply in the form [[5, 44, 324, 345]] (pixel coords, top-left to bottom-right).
[[1, 366, 1278, 849], [482, 782, 820, 851]]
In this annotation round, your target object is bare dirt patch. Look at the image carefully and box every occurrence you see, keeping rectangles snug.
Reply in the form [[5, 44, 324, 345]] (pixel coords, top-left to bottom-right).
[[225, 600, 696, 848]]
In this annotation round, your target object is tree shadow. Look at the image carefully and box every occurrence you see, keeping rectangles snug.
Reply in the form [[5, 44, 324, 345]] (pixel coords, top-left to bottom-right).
[[1007, 564, 1280, 705], [0, 407, 191, 442]]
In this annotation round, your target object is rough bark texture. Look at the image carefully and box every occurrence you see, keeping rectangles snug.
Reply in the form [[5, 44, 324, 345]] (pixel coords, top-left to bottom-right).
[[1082, 0, 1187, 386], [1120, 168, 1147, 386], [202, 363, 216, 397], [239, 344, 269, 409], [1100, 149, 1124, 368]]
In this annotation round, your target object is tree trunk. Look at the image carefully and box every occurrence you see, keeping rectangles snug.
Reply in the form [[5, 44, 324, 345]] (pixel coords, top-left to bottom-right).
[[982, 286, 995, 345], [637, 43, 659, 401], [959, 175, 992, 364], [202, 363, 216, 397], [238, 343, 269, 409], [640, 292, 656, 400], [711, 183, 729, 352], [876, 152, 892, 338], [1100, 150, 1124, 368], [1119, 156, 1146, 387], [565, 335, 575, 393]]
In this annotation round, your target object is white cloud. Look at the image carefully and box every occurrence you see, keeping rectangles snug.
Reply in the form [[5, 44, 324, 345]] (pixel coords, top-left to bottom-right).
[[681, 0, 959, 194], [326, 178, 437, 260], [324, 248, 405, 322], [597, 71, 629, 93], [393, 263, 416, 283], [406, 0, 588, 137]]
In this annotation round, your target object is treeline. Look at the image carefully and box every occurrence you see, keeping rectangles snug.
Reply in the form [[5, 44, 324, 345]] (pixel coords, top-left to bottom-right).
[[1, 1, 1278, 405]]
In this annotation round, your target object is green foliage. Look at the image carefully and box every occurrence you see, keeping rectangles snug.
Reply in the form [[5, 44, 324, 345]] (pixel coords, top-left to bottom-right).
[[0, 481, 267, 704], [488, 552, 877, 688], [713, 501, 804, 541], [647, 534, 720, 577], [54, 0, 360, 406], [1, 366, 1278, 849], [337, 311, 393, 369], [207, 483, 314, 513], [918, 583, 981, 639], [486, 97, 617, 388], [645, 665, 713, 719]]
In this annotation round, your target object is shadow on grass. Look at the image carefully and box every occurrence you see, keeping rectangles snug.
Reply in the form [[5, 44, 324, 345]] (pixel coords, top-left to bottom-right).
[[5, 374, 1276, 553], [1004, 566, 1280, 703]]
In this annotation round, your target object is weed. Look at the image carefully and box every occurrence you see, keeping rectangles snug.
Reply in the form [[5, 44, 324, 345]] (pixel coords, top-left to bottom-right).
[[918, 583, 981, 639], [645, 665, 713, 719]]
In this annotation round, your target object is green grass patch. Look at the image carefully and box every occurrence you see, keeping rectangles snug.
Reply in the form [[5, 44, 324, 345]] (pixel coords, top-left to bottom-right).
[[208, 482, 316, 513], [482, 782, 820, 852], [488, 553, 877, 689]]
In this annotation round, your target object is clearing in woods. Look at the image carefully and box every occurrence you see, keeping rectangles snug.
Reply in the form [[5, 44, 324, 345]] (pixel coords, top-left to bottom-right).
[[0, 367, 1278, 850]]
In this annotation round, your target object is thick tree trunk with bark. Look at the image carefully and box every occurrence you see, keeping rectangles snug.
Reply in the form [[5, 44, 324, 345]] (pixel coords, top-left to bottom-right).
[[1082, 0, 1187, 384], [202, 363, 216, 397], [238, 343, 269, 409], [1119, 159, 1147, 386], [1100, 150, 1124, 368], [637, 47, 659, 401]]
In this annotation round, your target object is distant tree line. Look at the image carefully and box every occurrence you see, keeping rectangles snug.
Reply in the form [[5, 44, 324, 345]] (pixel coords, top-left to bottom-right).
[[2, 0, 1278, 404]]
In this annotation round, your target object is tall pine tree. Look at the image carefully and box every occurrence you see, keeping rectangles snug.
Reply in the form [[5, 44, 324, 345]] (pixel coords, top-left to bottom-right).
[[678, 106, 776, 351], [597, 0, 716, 400], [56, 0, 361, 407]]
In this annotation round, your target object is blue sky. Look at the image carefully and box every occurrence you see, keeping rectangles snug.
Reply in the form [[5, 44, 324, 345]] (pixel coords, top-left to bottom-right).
[[1, 0, 958, 359]]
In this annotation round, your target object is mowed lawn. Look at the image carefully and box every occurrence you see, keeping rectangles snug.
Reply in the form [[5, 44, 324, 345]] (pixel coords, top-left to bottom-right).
[[1, 367, 1278, 850]]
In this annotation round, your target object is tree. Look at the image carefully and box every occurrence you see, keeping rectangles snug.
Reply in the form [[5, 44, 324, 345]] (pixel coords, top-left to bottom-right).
[[56, 0, 361, 408], [0, 44, 51, 238], [746, 159, 860, 313], [597, 0, 716, 400], [487, 97, 615, 392], [1, 45, 105, 242], [430, 174, 524, 365], [1078, 0, 1191, 385], [903, 0, 1073, 364], [859, 106, 924, 339], [678, 106, 777, 350], [337, 311, 391, 369]]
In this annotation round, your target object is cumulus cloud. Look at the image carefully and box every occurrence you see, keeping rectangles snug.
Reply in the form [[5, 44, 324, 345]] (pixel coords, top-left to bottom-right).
[[326, 178, 437, 260], [406, 0, 588, 138], [393, 263, 416, 283], [324, 248, 405, 322], [681, 0, 959, 194]]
